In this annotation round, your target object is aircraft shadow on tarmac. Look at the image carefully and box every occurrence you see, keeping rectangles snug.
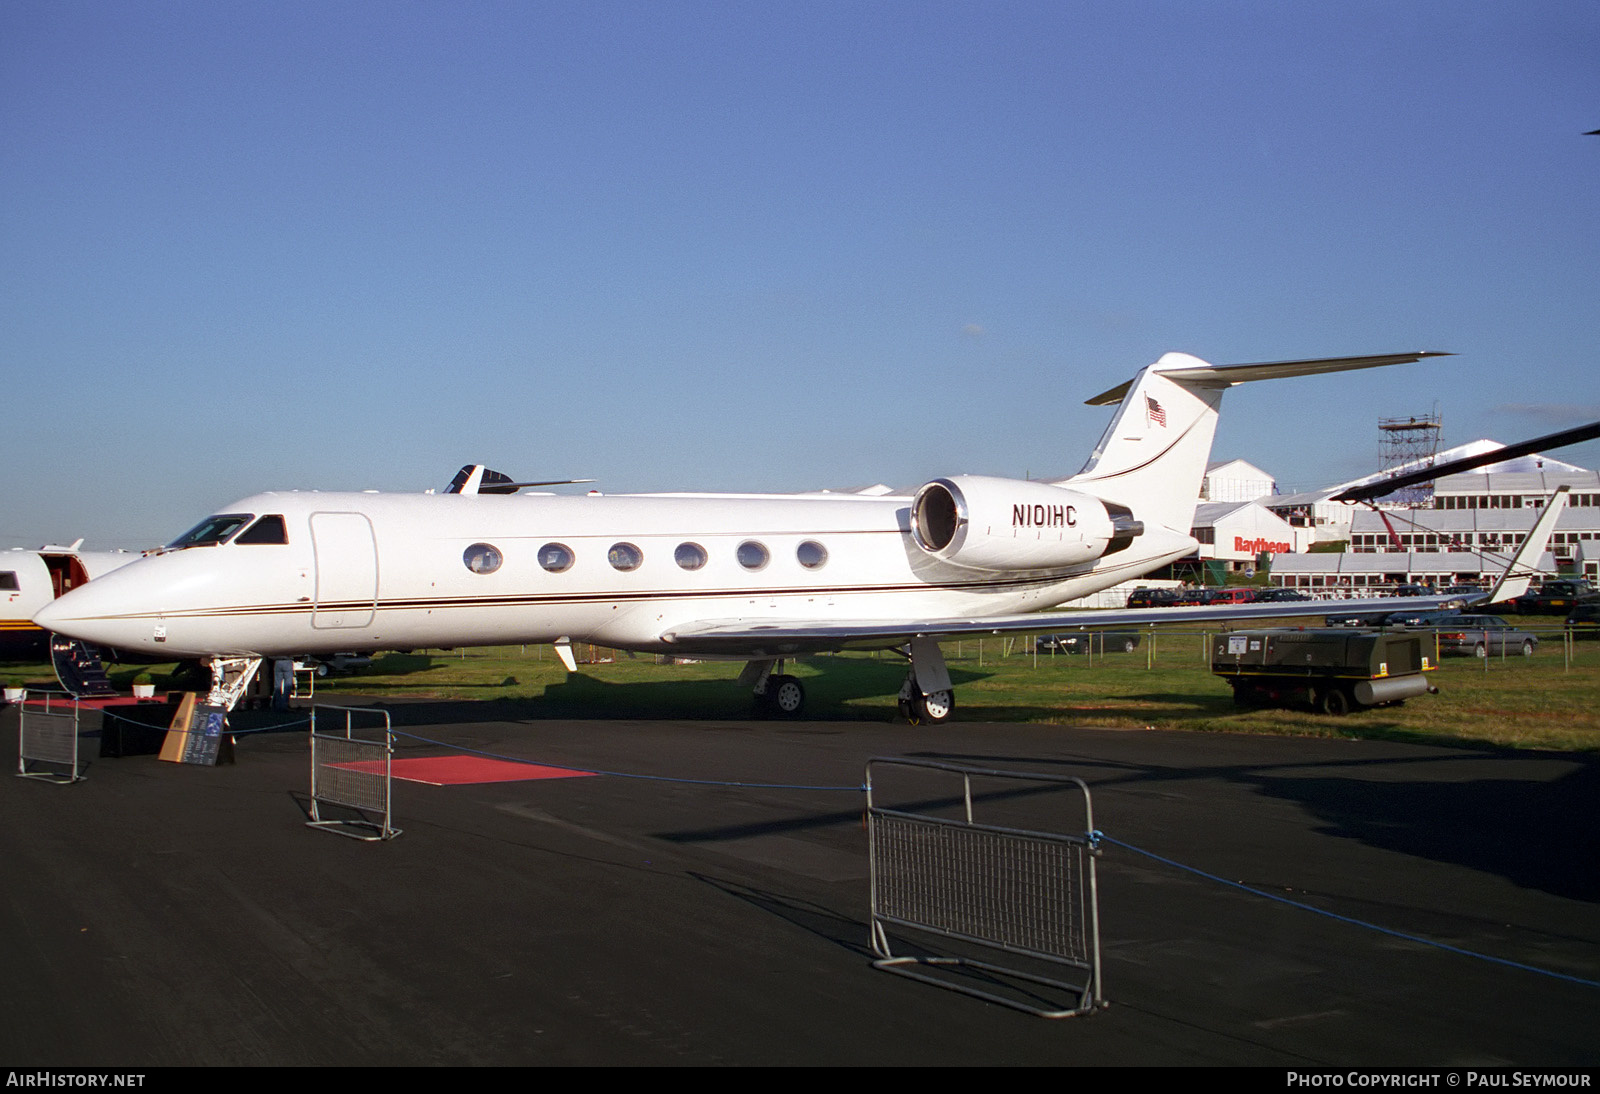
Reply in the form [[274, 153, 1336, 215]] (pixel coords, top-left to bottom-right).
[[1250, 760, 1600, 904], [656, 742, 1598, 905], [322, 660, 1272, 724], [915, 748, 1600, 905]]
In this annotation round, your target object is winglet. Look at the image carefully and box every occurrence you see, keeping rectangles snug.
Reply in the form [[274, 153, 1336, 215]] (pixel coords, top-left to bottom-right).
[[1484, 486, 1568, 605]]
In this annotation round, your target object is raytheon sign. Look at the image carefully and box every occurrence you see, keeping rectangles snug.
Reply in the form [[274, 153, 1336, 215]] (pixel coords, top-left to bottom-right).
[[1235, 535, 1291, 555]]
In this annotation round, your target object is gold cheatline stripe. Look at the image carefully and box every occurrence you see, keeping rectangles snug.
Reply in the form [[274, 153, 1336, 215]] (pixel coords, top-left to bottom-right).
[[95, 571, 1094, 621]]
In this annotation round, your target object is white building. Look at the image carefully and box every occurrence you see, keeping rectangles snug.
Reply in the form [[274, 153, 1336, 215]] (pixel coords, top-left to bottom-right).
[[1190, 501, 1306, 570], [1201, 459, 1276, 503], [1202, 444, 1600, 588], [1268, 549, 1566, 590]]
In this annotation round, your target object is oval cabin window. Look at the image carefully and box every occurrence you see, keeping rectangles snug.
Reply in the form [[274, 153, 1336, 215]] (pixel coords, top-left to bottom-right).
[[796, 541, 828, 570], [608, 542, 644, 571], [736, 541, 769, 571], [538, 543, 575, 573], [464, 543, 503, 574], [674, 542, 708, 570]]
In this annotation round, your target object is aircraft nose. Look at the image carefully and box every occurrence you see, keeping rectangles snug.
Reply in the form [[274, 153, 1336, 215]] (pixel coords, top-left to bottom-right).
[[33, 576, 157, 652]]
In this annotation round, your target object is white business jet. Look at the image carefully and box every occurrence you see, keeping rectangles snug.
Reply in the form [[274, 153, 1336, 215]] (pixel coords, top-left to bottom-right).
[[40, 350, 1499, 720], [2, 542, 137, 661]]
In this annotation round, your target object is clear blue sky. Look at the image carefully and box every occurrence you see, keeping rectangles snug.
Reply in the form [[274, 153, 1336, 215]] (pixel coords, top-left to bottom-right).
[[4, 1, 1597, 548]]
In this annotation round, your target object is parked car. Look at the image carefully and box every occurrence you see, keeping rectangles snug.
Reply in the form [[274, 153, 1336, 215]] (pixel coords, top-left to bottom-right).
[[1126, 587, 1181, 608], [1512, 580, 1597, 616], [1207, 587, 1258, 604], [1565, 601, 1600, 640], [1325, 607, 1462, 628], [1253, 588, 1315, 603], [1325, 609, 1385, 628], [1388, 610, 1466, 629], [1037, 631, 1142, 655], [1432, 615, 1539, 658], [309, 653, 373, 676]]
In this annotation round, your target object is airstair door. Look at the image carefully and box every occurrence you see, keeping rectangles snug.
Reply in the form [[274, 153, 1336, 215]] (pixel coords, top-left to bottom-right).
[[310, 512, 378, 629]]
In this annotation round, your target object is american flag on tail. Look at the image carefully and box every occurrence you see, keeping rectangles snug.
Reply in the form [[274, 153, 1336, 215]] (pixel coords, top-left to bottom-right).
[[1145, 395, 1167, 427]]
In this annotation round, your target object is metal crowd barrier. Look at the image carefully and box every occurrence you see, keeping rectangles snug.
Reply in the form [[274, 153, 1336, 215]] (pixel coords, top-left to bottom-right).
[[866, 757, 1103, 1018], [14, 690, 87, 785], [307, 704, 402, 841]]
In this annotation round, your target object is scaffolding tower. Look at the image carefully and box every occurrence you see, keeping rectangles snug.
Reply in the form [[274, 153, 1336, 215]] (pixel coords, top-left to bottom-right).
[[1378, 408, 1443, 508]]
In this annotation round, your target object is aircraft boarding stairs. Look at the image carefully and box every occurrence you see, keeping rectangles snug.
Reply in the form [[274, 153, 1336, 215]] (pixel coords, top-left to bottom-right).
[[49, 634, 120, 699]]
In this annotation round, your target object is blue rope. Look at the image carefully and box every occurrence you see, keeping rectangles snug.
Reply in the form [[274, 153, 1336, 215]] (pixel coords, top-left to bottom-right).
[[388, 727, 866, 792], [1098, 833, 1600, 990], [97, 708, 311, 734]]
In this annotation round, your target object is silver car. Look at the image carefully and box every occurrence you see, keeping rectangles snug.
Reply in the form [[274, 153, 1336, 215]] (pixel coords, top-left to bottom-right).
[[1433, 615, 1539, 658]]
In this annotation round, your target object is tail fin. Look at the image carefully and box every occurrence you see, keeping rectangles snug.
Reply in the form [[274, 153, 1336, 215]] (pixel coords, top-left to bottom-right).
[[1059, 351, 1448, 536]]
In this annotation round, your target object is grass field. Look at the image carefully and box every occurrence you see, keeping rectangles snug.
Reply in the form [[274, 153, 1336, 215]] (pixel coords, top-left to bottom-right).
[[10, 621, 1594, 752]]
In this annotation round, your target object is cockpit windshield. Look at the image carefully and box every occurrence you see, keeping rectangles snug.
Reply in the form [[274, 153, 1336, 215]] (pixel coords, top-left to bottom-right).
[[166, 513, 255, 549]]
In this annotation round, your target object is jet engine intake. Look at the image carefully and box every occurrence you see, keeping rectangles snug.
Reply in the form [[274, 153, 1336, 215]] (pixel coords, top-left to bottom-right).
[[910, 476, 1135, 571]]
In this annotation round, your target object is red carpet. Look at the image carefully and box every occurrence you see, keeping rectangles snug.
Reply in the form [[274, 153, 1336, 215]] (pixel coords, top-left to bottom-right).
[[333, 755, 596, 786], [18, 696, 163, 711]]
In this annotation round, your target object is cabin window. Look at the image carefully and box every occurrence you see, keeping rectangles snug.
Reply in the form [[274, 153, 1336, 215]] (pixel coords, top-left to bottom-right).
[[235, 515, 288, 545], [796, 541, 828, 570], [463, 543, 503, 574], [736, 540, 769, 571], [674, 542, 707, 570], [167, 513, 254, 548], [608, 542, 644, 571], [0, 572, 17, 592], [538, 543, 575, 573]]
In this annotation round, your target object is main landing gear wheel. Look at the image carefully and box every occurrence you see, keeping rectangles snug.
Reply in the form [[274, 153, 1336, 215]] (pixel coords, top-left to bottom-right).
[[756, 674, 805, 717], [906, 689, 954, 725], [769, 674, 805, 716]]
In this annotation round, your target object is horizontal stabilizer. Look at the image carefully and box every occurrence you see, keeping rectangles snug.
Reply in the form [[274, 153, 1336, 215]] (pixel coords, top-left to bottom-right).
[[1085, 351, 1451, 407]]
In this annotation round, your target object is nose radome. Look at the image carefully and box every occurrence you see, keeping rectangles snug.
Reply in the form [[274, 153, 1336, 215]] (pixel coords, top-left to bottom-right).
[[33, 577, 150, 651]]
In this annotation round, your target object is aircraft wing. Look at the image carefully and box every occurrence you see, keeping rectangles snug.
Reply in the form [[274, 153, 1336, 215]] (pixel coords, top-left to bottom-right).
[[667, 482, 1574, 657], [659, 594, 1476, 656]]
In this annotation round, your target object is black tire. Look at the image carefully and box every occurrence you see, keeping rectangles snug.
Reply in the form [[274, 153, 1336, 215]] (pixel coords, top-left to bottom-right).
[[915, 689, 955, 724], [1319, 687, 1352, 716], [770, 674, 805, 716]]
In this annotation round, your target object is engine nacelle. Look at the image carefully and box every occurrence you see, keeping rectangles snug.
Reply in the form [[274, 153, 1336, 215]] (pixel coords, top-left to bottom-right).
[[910, 475, 1143, 571]]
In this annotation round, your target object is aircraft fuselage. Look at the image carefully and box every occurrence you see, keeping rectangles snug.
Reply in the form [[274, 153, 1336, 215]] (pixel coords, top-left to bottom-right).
[[35, 488, 1194, 660]]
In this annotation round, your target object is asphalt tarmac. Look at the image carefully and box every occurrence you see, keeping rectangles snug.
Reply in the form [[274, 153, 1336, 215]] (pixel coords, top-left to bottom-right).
[[2, 699, 1596, 1066]]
